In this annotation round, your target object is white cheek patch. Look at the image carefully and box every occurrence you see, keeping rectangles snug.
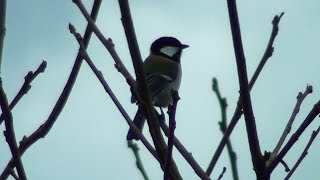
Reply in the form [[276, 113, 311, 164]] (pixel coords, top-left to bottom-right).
[[160, 46, 179, 57]]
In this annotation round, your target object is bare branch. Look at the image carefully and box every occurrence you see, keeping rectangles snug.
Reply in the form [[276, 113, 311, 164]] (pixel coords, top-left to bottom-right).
[[0, 1, 102, 178], [116, 1, 180, 177], [160, 121, 211, 180], [280, 160, 290, 172], [267, 85, 313, 166], [226, 0, 263, 175], [212, 78, 239, 180], [284, 125, 320, 180], [0, 0, 6, 73], [164, 91, 180, 180], [9, 169, 19, 180], [267, 100, 320, 173], [69, 23, 159, 161], [72, 0, 135, 89], [248, 12, 284, 89], [217, 167, 226, 180], [206, 12, 284, 176], [0, 79, 27, 180], [0, 61, 47, 126], [128, 141, 150, 180]]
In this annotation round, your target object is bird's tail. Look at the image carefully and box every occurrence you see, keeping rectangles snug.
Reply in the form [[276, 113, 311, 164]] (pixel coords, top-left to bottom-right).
[[127, 107, 145, 140]]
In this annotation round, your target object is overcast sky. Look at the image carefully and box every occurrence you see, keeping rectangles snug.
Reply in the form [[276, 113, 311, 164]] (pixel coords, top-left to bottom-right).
[[1, 0, 320, 179]]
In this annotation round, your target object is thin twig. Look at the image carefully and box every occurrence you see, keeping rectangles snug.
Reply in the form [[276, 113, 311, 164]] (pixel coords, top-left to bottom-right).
[[248, 12, 284, 89], [267, 85, 313, 166], [212, 78, 239, 180], [164, 91, 180, 180], [159, 121, 211, 180], [72, 0, 135, 89], [0, 0, 6, 73], [226, 0, 263, 176], [73, 1, 182, 178], [267, 100, 320, 173], [0, 79, 27, 180], [0, 61, 47, 126], [9, 169, 19, 180], [69, 23, 159, 161], [217, 167, 226, 180], [284, 125, 320, 180], [0, 1, 102, 178], [280, 160, 290, 172], [206, 12, 284, 176], [127, 141, 150, 180]]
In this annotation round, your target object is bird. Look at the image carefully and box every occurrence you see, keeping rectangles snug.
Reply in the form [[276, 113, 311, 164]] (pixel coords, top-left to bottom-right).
[[127, 36, 189, 140]]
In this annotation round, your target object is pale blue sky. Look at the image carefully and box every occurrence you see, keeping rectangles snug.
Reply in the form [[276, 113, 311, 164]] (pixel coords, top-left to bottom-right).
[[1, 0, 320, 179]]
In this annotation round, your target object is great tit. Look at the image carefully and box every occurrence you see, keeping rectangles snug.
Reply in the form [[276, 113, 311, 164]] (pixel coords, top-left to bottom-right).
[[127, 36, 189, 141]]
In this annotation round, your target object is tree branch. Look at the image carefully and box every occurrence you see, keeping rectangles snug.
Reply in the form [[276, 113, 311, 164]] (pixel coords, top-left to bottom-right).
[[72, 0, 135, 89], [117, 0, 181, 179], [164, 91, 179, 180], [226, 0, 263, 176], [217, 167, 226, 180], [0, 79, 27, 180], [128, 141, 150, 180], [69, 23, 159, 161], [248, 12, 284, 89], [206, 12, 284, 176], [284, 125, 320, 180], [212, 78, 239, 180], [267, 100, 320, 173], [0, 61, 47, 126], [159, 121, 211, 180], [0, 1, 102, 178], [0, 0, 6, 73], [267, 85, 313, 166]]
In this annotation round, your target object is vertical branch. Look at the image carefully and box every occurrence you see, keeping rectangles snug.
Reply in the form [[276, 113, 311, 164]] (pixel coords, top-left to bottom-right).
[[0, 0, 6, 73], [117, 0, 181, 179], [0, 79, 27, 180], [164, 91, 180, 180], [212, 78, 239, 180], [226, 0, 263, 176], [206, 12, 284, 176]]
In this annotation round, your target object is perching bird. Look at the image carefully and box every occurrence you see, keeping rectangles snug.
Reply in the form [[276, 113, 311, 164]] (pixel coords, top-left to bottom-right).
[[127, 36, 189, 140]]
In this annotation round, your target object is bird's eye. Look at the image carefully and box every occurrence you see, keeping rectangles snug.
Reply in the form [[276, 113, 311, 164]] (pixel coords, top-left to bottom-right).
[[160, 46, 179, 57]]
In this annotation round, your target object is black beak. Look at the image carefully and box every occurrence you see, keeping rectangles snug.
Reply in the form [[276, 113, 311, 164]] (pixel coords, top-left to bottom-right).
[[181, 44, 189, 49]]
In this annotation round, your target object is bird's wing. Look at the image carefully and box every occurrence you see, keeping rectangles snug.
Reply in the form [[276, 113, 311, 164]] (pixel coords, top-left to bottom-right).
[[146, 72, 172, 97]]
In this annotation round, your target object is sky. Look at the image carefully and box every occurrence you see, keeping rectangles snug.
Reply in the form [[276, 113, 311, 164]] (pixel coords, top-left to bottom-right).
[[0, 0, 320, 179]]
